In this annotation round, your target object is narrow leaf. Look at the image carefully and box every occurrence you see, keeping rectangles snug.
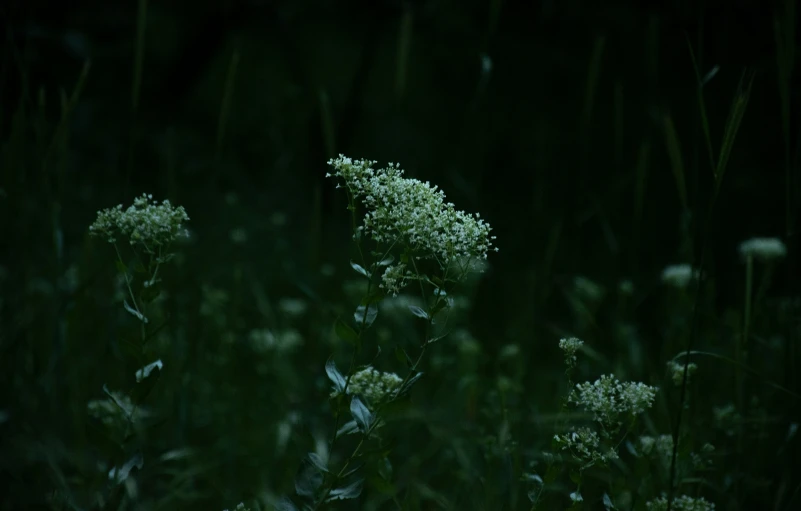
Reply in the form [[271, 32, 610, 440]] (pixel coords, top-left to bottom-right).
[[334, 318, 359, 346], [135, 360, 163, 383], [123, 300, 148, 323], [306, 452, 329, 473], [395, 347, 413, 368], [336, 420, 360, 438], [350, 396, 373, 432], [407, 305, 429, 320], [350, 261, 370, 278], [325, 358, 346, 393], [354, 303, 378, 327], [325, 479, 364, 502]]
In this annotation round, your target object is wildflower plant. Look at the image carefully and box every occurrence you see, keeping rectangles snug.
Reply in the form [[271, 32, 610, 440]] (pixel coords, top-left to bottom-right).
[[530, 338, 660, 510], [85, 194, 190, 501], [286, 156, 496, 509]]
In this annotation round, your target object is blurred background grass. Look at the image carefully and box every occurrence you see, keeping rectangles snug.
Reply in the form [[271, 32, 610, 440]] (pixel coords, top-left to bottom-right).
[[1, 0, 799, 509]]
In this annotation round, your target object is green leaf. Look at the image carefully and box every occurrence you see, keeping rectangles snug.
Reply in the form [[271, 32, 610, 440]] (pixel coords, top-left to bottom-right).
[[109, 452, 143, 484], [274, 498, 297, 511], [395, 347, 413, 368], [603, 493, 617, 510], [135, 360, 163, 383], [354, 303, 378, 327], [350, 261, 370, 278], [376, 254, 394, 267], [350, 396, 373, 432], [103, 385, 134, 419], [325, 479, 364, 502], [334, 318, 359, 346], [325, 358, 346, 393], [398, 372, 424, 396], [115, 260, 128, 274], [306, 452, 329, 473], [123, 300, 148, 323], [336, 420, 360, 438], [294, 463, 323, 498], [407, 305, 429, 320]]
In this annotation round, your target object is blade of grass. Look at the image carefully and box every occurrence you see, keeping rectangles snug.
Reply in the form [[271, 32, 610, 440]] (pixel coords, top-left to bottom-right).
[[714, 70, 754, 191], [685, 35, 716, 174], [215, 49, 240, 163], [395, 7, 412, 99], [662, 113, 688, 211]]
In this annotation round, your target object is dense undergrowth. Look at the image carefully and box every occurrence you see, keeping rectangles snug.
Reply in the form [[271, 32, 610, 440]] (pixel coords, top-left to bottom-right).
[[1, 1, 800, 510]]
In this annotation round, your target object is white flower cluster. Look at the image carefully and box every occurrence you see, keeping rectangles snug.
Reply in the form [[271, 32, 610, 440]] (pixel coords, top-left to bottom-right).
[[553, 427, 618, 466], [345, 366, 403, 406], [667, 360, 698, 387], [646, 495, 715, 511], [661, 264, 699, 289], [89, 193, 189, 248], [380, 263, 412, 296], [249, 328, 304, 353], [569, 374, 658, 429], [326, 155, 496, 266], [738, 237, 787, 261], [638, 434, 673, 458], [558, 337, 584, 366]]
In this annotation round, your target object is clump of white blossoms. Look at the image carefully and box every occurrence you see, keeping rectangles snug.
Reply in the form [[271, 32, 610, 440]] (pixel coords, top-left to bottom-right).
[[553, 427, 618, 467], [667, 360, 698, 386], [326, 155, 496, 269], [89, 193, 189, 249], [638, 434, 674, 458], [738, 237, 787, 261], [559, 337, 584, 368], [661, 264, 699, 289], [380, 263, 413, 296], [646, 494, 715, 511], [569, 374, 658, 431], [332, 366, 403, 407]]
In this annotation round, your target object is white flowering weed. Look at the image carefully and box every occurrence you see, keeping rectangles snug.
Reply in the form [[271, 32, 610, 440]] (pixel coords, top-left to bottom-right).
[[569, 374, 658, 429], [332, 366, 403, 407], [326, 155, 496, 270], [89, 193, 189, 249], [554, 427, 618, 466], [646, 494, 715, 511]]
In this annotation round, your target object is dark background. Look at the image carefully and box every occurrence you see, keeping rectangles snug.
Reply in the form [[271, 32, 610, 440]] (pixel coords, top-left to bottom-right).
[[2, 0, 800, 509]]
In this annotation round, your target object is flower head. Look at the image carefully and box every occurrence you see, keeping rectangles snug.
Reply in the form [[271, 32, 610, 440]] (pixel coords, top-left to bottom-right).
[[559, 337, 584, 369], [667, 360, 698, 387], [554, 427, 618, 466], [569, 374, 658, 429], [332, 366, 403, 407], [738, 237, 787, 261], [327, 155, 496, 270], [661, 264, 699, 289], [89, 193, 189, 248], [646, 494, 714, 511]]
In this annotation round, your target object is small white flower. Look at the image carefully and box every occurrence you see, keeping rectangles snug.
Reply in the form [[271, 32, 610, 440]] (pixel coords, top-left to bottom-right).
[[738, 237, 787, 261], [558, 337, 584, 368], [667, 360, 698, 387], [554, 427, 618, 466], [569, 374, 658, 429], [646, 494, 715, 511], [661, 264, 699, 289], [327, 155, 496, 271], [89, 193, 189, 248], [333, 366, 403, 407], [379, 263, 412, 296]]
